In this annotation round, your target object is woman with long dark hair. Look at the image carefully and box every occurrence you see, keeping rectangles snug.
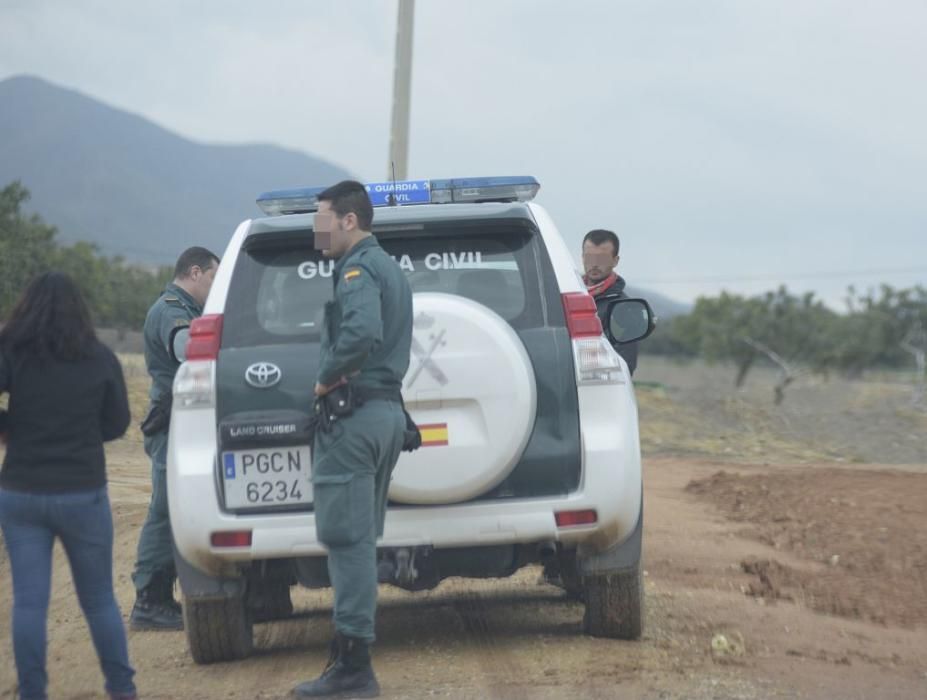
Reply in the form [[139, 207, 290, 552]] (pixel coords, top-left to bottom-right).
[[0, 272, 137, 700]]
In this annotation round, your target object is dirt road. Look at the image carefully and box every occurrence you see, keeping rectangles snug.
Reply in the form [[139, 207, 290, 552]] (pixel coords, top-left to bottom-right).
[[2, 446, 925, 699], [2, 360, 926, 698]]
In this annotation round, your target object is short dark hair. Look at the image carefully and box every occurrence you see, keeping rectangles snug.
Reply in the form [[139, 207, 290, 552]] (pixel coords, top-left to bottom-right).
[[174, 247, 219, 279], [583, 229, 620, 256], [0, 272, 97, 362], [317, 180, 374, 231]]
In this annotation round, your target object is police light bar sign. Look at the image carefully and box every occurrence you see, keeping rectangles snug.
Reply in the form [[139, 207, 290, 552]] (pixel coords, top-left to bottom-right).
[[257, 176, 539, 216], [365, 180, 431, 206]]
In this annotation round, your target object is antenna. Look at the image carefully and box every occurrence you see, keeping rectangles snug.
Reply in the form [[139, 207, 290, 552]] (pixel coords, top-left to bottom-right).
[[388, 160, 399, 207]]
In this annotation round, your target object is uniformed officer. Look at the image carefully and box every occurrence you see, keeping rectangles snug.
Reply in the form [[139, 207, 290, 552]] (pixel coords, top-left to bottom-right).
[[293, 181, 413, 699], [129, 247, 219, 630]]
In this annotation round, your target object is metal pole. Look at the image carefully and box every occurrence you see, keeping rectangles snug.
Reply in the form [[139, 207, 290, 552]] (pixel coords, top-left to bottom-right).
[[388, 0, 415, 180]]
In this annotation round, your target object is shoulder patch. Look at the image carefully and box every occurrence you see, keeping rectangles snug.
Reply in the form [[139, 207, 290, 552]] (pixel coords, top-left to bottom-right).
[[344, 268, 362, 282], [163, 296, 183, 306]]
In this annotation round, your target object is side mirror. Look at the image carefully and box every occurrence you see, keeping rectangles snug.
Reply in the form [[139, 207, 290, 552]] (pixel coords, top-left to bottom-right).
[[168, 325, 191, 364], [605, 298, 656, 345]]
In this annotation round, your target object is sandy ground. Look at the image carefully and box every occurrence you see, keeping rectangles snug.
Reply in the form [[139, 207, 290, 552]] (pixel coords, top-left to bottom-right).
[[1, 358, 925, 699]]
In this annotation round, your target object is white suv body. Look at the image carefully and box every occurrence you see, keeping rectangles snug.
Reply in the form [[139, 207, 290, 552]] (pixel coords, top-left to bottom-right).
[[167, 178, 646, 663]]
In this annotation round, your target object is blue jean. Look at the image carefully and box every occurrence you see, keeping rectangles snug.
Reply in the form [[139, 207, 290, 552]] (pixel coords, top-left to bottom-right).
[[0, 486, 136, 700]]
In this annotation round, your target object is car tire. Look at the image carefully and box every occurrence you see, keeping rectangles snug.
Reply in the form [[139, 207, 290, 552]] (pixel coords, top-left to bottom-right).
[[184, 593, 253, 664], [581, 560, 643, 640]]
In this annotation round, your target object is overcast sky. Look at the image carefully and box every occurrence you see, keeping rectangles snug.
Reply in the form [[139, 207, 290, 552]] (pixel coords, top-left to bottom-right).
[[2, 0, 926, 307]]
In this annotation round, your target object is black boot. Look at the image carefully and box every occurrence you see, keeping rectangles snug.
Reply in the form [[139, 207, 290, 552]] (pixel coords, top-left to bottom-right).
[[293, 635, 380, 698], [158, 573, 183, 616], [130, 572, 183, 631]]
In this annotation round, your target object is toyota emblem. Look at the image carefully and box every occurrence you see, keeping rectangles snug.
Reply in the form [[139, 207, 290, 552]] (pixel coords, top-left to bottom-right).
[[245, 362, 282, 389]]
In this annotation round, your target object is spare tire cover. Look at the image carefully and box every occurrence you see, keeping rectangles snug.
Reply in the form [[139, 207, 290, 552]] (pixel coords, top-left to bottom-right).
[[390, 292, 538, 505]]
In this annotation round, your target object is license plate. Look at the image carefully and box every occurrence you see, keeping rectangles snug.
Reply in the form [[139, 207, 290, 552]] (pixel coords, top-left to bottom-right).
[[221, 446, 313, 509]]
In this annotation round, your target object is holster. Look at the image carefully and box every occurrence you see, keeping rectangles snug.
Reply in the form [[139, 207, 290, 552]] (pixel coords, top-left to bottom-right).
[[140, 393, 172, 437], [326, 384, 355, 418], [401, 406, 422, 453], [311, 384, 355, 436]]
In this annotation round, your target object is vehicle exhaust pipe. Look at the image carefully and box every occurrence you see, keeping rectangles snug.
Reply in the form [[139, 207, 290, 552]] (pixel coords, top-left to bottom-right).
[[537, 541, 557, 562]]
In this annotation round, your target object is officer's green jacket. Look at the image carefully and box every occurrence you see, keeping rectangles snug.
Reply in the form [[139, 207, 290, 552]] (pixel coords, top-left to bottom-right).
[[318, 236, 413, 392], [143, 283, 202, 404]]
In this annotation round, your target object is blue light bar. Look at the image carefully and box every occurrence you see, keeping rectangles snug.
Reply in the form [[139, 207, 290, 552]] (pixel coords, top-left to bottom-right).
[[255, 187, 325, 216], [256, 176, 540, 216], [429, 176, 540, 204]]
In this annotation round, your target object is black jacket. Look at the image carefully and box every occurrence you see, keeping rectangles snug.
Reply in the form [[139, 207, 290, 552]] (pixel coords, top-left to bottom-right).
[[0, 341, 130, 493], [591, 275, 639, 375]]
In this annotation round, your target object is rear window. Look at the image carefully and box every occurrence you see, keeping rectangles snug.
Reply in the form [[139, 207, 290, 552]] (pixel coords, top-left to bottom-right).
[[222, 225, 548, 348]]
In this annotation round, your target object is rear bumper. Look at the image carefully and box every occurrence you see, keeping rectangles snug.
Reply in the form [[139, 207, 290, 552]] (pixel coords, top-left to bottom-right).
[[167, 378, 642, 578]]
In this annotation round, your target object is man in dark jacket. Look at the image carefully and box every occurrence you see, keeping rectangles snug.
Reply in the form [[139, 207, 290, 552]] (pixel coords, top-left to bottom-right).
[[582, 229, 639, 375]]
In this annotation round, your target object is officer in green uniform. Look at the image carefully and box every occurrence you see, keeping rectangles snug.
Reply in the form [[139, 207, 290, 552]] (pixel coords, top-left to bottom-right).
[[130, 247, 219, 631], [293, 181, 413, 699]]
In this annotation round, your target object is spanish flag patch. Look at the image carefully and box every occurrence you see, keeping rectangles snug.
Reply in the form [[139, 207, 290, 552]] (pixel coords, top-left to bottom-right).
[[418, 423, 449, 447], [344, 269, 362, 282]]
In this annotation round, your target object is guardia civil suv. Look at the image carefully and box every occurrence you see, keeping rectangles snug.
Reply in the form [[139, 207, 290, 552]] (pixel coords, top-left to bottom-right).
[[167, 176, 654, 663]]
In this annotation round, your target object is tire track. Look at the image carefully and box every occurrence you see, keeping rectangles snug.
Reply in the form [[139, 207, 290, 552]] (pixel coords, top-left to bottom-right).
[[451, 590, 534, 700]]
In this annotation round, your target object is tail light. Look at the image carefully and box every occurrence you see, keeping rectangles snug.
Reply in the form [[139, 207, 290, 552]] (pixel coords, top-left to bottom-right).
[[173, 314, 222, 410], [211, 531, 252, 548], [555, 509, 598, 527], [561, 293, 623, 385], [185, 314, 224, 361], [562, 293, 602, 338]]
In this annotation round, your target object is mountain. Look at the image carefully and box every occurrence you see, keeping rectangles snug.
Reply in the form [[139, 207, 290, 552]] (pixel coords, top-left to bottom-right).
[[625, 285, 690, 320], [0, 75, 352, 262], [0, 75, 690, 316]]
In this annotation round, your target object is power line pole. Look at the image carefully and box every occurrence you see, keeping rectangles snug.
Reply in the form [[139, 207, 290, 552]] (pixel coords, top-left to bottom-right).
[[388, 0, 415, 180]]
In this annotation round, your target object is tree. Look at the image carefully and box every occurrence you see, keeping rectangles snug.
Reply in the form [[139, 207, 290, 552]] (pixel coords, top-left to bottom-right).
[[1, 181, 170, 329], [0, 181, 58, 317], [644, 284, 927, 402], [836, 285, 927, 374]]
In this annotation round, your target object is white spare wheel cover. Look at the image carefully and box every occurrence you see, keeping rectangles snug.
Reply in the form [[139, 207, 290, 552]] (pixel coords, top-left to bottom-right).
[[390, 292, 538, 505]]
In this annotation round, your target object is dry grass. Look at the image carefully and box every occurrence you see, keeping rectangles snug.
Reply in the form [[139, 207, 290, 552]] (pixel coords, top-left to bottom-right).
[[636, 386, 836, 463], [635, 356, 927, 465], [116, 354, 151, 413]]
